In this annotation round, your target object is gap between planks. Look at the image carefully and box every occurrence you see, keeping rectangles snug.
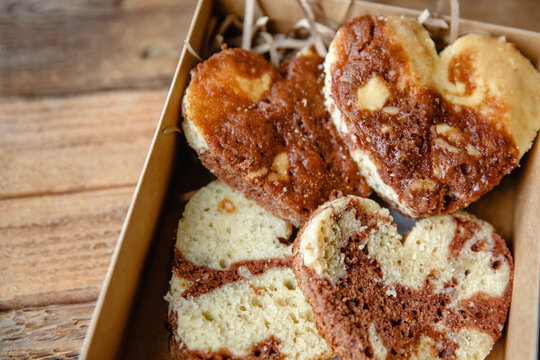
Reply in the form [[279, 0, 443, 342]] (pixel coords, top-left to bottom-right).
[[0, 89, 167, 199], [0, 182, 137, 201], [0, 183, 136, 310], [0, 89, 169, 308]]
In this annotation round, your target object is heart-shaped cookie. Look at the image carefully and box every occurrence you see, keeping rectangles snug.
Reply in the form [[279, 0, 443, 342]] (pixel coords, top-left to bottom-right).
[[167, 181, 333, 360], [324, 15, 540, 218], [183, 48, 370, 226], [292, 196, 513, 360]]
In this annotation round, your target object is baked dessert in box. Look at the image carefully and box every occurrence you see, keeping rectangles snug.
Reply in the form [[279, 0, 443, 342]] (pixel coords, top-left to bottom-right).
[[324, 15, 540, 218], [182, 47, 370, 227], [292, 195, 513, 360], [171, 8, 533, 360], [166, 180, 333, 360]]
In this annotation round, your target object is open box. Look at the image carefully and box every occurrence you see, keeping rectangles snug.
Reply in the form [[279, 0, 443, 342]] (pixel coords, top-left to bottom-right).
[[80, 0, 540, 359]]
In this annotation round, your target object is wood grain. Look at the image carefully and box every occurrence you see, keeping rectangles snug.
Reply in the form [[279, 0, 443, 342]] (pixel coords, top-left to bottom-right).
[[0, 0, 194, 356], [0, 0, 192, 357], [0, 186, 134, 309], [0, 302, 95, 359], [0, 0, 197, 97], [0, 89, 165, 198]]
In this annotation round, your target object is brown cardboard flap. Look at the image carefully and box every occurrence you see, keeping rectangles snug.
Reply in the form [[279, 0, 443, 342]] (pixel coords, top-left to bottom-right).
[[79, 0, 213, 359], [508, 139, 540, 360]]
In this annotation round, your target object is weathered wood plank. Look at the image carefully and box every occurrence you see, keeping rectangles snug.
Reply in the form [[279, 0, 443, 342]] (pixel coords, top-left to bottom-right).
[[0, 0, 197, 97], [0, 89, 166, 198], [0, 187, 134, 309], [0, 302, 95, 359]]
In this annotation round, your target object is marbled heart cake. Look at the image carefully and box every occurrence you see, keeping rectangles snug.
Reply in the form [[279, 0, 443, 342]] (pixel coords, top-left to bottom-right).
[[324, 15, 540, 218], [166, 181, 333, 360], [293, 196, 513, 360]]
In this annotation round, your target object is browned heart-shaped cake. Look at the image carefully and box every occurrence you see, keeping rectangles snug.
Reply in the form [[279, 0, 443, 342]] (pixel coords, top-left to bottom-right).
[[325, 15, 540, 218], [183, 47, 370, 226], [292, 196, 513, 360]]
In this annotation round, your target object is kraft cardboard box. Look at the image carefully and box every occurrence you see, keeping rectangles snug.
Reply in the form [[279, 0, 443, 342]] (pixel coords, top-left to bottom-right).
[[80, 1, 540, 359]]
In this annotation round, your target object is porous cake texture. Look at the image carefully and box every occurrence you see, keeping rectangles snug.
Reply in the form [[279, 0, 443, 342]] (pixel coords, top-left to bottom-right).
[[166, 181, 333, 360], [293, 196, 513, 360]]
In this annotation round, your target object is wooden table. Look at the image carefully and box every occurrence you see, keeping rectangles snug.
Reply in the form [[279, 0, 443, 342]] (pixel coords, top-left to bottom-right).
[[0, 0, 538, 358]]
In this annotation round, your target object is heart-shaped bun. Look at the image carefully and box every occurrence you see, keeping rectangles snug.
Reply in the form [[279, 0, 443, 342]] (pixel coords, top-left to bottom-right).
[[183, 48, 370, 226], [325, 15, 540, 218], [166, 181, 333, 360], [292, 196, 513, 360]]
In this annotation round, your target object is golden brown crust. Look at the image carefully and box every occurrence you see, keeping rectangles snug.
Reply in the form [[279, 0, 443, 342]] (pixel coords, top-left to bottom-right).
[[183, 48, 371, 226], [326, 16, 521, 218]]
